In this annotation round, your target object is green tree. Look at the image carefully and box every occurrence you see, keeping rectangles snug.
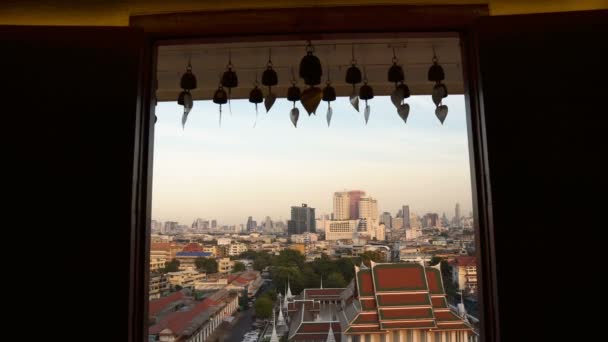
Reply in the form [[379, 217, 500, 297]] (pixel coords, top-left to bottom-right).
[[302, 265, 321, 289], [253, 252, 274, 271], [195, 257, 218, 274], [254, 296, 273, 319], [163, 259, 180, 273], [274, 249, 305, 269], [232, 261, 246, 273], [325, 272, 347, 288], [272, 265, 304, 295], [359, 250, 384, 267], [335, 257, 356, 282]]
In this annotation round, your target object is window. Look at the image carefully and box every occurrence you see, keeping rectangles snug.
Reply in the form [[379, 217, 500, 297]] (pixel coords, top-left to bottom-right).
[[151, 36, 478, 342]]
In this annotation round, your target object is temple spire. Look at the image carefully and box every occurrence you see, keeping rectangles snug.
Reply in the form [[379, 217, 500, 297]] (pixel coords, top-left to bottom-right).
[[325, 323, 336, 342], [286, 276, 293, 299], [277, 305, 286, 326], [270, 310, 279, 342]]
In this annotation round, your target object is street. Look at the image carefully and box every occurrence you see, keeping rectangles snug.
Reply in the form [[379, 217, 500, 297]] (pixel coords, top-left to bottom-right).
[[220, 281, 273, 342]]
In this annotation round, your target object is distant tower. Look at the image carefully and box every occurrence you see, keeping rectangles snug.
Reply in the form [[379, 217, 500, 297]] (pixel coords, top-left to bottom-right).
[[455, 203, 461, 226], [348, 190, 366, 219], [402, 205, 410, 228], [333, 192, 350, 220]]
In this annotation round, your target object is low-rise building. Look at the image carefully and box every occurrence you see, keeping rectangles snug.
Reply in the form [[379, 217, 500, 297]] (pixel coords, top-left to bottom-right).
[[149, 273, 170, 300], [149, 289, 239, 342], [166, 270, 206, 289], [228, 243, 248, 256], [451, 256, 478, 295], [226, 270, 263, 297], [217, 257, 234, 274]]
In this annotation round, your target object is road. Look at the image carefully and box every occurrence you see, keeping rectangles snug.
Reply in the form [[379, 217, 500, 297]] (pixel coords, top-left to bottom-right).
[[221, 281, 272, 342]]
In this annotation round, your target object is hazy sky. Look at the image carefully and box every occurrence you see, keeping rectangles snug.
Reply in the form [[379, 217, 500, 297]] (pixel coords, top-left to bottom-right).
[[152, 95, 473, 226]]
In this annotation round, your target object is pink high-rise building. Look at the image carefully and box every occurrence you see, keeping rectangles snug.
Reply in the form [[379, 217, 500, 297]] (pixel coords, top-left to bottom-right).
[[348, 190, 366, 219]]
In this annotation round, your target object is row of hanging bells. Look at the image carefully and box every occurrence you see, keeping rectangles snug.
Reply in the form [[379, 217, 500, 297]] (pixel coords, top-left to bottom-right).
[[177, 41, 448, 128]]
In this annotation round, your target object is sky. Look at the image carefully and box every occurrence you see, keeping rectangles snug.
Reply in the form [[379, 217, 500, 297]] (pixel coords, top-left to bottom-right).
[[152, 95, 473, 226]]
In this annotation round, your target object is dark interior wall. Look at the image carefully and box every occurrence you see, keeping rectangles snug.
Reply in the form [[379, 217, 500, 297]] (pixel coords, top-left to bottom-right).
[[474, 11, 607, 340], [0, 26, 145, 338]]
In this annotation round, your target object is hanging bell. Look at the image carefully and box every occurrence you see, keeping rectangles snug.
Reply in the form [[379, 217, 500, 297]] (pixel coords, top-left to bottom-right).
[[213, 86, 228, 105], [180, 64, 197, 90], [428, 55, 445, 82], [388, 63, 404, 83], [345, 63, 362, 85], [359, 82, 374, 101], [322, 83, 336, 102], [221, 62, 238, 89], [249, 86, 263, 104], [262, 64, 278, 87], [397, 82, 411, 99], [287, 84, 301, 102], [177, 90, 187, 105], [299, 41, 322, 86]]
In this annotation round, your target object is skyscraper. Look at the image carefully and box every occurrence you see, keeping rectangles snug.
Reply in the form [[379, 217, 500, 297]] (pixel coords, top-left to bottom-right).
[[454, 203, 461, 226], [348, 190, 366, 219], [402, 205, 410, 228], [333, 192, 350, 220], [288, 203, 316, 235], [380, 212, 392, 229], [359, 197, 378, 219], [246, 216, 256, 232], [264, 216, 274, 232], [211, 219, 217, 229]]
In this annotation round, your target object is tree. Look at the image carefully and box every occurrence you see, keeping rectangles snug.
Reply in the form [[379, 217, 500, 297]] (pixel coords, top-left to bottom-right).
[[163, 259, 180, 273], [272, 265, 304, 295], [325, 272, 347, 288], [253, 252, 273, 271], [195, 257, 218, 274], [232, 261, 246, 273], [254, 296, 273, 319], [359, 250, 384, 267], [335, 257, 356, 282], [274, 249, 305, 269]]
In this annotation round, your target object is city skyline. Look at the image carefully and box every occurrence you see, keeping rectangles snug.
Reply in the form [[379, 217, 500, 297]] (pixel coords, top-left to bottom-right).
[[152, 95, 473, 225]]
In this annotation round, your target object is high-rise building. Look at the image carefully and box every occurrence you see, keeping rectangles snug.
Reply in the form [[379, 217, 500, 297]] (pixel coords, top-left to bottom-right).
[[422, 213, 439, 228], [211, 220, 217, 229], [359, 196, 378, 220], [392, 217, 404, 230], [380, 212, 392, 229], [333, 192, 350, 220], [402, 205, 410, 228], [264, 216, 273, 232], [348, 190, 366, 219], [287, 203, 316, 235], [246, 216, 256, 232], [163, 221, 178, 234]]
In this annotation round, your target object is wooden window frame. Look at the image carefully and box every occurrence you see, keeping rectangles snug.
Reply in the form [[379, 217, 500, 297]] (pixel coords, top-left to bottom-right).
[[129, 4, 497, 342]]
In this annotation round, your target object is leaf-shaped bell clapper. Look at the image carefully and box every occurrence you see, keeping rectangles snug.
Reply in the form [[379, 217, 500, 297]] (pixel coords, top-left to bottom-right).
[[359, 82, 374, 125], [180, 62, 197, 90], [299, 41, 322, 86], [178, 90, 193, 129], [300, 87, 322, 116], [428, 54, 445, 82], [323, 81, 336, 127]]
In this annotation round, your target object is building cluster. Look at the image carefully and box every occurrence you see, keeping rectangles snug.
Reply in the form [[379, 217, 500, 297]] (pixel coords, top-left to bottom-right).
[[266, 261, 477, 342]]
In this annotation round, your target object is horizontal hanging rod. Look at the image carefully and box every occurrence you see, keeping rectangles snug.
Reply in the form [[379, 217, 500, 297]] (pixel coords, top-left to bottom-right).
[[160, 40, 459, 56], [158, 62, 459, 74]]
